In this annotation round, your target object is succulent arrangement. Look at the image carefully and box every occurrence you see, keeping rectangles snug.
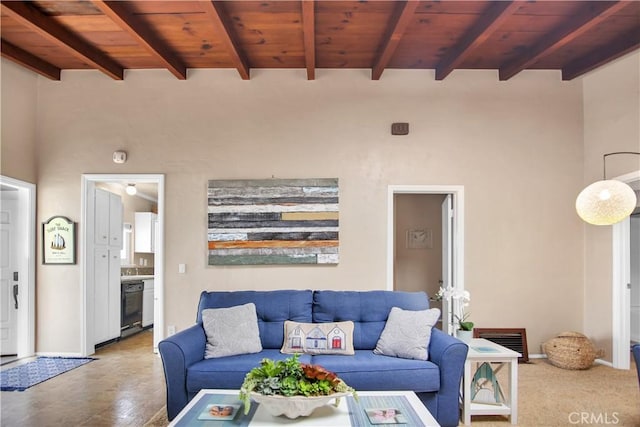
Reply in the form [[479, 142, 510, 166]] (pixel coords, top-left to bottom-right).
[[239, 354, 357, 415]]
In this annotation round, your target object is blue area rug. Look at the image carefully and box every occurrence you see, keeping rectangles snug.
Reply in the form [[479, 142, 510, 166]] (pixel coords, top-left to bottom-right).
[[1, 356, 96, 391]]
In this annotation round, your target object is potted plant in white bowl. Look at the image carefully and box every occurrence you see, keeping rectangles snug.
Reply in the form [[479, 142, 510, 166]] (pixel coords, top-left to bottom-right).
[[239, 354, 357, 419]]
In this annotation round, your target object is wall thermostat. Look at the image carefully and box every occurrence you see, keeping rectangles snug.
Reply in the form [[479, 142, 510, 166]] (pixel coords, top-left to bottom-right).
[[113, 151, 127, 164]]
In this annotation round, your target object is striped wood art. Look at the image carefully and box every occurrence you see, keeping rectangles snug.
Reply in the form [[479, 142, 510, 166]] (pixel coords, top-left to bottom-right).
[[208, 178, 339, 265]]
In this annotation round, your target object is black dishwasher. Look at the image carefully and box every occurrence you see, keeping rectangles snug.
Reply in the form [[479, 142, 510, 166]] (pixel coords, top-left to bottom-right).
[[121, 281, 144, 330]]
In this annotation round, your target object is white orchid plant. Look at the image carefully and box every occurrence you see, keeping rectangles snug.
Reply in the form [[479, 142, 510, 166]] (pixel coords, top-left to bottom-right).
[[435, 285, 473, 331]]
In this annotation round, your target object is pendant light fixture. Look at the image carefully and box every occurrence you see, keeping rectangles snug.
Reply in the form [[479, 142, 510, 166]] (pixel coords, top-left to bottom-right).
[[576, 152, 639, 226]]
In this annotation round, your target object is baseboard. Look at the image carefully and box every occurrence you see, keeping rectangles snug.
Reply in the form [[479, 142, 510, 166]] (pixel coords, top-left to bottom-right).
[[595, 358, 613, 367], [528, 353, 547, 359], [35, 352, 85, 358], [533, 354, 613, 367]]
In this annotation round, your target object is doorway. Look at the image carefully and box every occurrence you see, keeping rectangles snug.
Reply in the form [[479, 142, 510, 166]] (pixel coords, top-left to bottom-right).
[[0, 176, 36, 361], [387, 185, 465, 335], [81, 174, 165, 356], [612, 170, 640, 369], [393, 193, 446, 327]]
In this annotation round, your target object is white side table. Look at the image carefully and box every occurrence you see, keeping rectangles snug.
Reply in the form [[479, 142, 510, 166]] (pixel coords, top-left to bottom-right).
[[462, 338, 521, 425]]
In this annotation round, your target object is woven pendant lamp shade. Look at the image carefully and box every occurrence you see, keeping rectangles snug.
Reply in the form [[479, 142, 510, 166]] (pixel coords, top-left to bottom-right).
[[575, 180, 637, 225]]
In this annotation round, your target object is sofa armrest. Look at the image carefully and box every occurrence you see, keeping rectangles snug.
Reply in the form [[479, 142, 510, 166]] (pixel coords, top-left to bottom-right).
[[427, 329, 469, 427], [158, 324, 207, 420]]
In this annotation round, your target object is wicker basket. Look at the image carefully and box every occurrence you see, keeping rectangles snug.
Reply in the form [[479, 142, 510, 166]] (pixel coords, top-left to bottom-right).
[[543, 331, 597, 370]]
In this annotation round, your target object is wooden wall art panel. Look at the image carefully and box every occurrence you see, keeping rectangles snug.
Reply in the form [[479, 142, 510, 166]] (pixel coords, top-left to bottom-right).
[[207, 178, 339, 265]]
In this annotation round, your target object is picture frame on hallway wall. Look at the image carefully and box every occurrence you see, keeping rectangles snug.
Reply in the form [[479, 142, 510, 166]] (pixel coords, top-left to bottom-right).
[[42, 216, 76, 265], [207, 178, 339, 266]]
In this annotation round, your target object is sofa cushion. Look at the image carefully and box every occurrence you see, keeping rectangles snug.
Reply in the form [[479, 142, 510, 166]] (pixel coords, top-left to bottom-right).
[[311, 351, 440, 393], [374, 307, 440, 361], [202, 303, 262, 358], [312, 291, 430, 350], [281, 320, 355, 355], [196, 290, 313, 349], [187, 350, 313, 394]]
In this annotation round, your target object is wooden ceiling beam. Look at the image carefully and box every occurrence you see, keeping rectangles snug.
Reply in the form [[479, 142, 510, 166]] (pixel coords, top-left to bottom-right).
[[200, 0, 250, 80], [562, 28, 640, 80], [372, 0, 419, 81], [499, 1, 631, 81], [1, 1, 124, 80], [436, 1, 522, 81], [301, 0, 315, 80], [1, 39, 61, 80], [92, 0, 187, 80]]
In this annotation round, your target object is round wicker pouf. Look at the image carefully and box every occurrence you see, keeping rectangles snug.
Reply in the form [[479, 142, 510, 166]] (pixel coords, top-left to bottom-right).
[[543, 331, 597, 370]]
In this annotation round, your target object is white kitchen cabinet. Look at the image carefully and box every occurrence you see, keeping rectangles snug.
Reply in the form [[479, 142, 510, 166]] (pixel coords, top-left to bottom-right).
[[142, 279, 154, 327], [93, 248, 109, 342], [93, 188, 123, 345], [109, 193, 122, 249], [94, 189, 109, 245], [95, 189, 122, 248], [135, 212, 157, 253], [93, 248, 121, 343]]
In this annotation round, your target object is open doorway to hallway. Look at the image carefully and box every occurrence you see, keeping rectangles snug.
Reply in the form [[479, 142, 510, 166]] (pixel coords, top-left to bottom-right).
[[387, 185, 465, 336], [393, 193, 446, 328], [612, 172, 639, 369]]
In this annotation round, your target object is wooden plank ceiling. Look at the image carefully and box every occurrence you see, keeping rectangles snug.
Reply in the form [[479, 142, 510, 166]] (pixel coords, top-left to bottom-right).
[[1, 1, 638, 81]]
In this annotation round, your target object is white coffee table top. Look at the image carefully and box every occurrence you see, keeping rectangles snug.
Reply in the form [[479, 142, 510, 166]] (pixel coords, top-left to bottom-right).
[[170, 389, 440, 427]]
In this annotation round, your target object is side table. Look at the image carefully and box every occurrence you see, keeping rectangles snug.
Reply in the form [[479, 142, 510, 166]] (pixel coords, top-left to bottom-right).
[[461, 338, 521, 425]]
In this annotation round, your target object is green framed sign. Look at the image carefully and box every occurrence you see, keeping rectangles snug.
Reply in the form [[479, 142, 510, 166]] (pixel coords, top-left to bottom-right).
[[42, 216, 76, 264]]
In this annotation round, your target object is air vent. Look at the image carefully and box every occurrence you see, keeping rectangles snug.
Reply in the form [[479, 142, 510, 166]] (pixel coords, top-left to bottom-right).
[[473, 328, 529, 363]]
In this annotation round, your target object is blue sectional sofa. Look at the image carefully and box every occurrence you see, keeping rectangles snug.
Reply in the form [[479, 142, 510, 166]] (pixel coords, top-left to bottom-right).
[[158, 290, 468, 427]]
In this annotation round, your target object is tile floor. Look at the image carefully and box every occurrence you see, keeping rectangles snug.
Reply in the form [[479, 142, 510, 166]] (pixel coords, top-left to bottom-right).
[[1, 330, 166, 426]]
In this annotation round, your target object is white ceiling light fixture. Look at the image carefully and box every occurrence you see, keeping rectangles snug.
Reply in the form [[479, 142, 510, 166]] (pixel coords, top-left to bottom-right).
[[125, 184, 137, 196], [576, 151, 640, 226]]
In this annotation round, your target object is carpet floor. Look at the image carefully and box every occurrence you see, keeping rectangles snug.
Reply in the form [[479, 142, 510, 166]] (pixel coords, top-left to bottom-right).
[[145, 358, 640, 426]]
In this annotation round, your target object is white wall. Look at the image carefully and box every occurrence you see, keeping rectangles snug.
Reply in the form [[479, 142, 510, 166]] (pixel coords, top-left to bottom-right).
[[1, 59, 38, 183], [582, 51, 640, 360], [3, 62, 589, 354]]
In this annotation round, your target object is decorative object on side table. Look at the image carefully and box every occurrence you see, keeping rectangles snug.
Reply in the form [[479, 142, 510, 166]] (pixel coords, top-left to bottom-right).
[[436, 285, 473, 342], [239, 354, 357, 419]]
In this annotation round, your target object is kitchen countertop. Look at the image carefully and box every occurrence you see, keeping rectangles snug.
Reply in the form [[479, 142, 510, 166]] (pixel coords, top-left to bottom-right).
[[121, 275, 154, 281]]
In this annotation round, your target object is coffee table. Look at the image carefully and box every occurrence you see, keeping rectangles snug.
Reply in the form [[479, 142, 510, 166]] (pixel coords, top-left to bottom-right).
[[169, 389, 440, 426]]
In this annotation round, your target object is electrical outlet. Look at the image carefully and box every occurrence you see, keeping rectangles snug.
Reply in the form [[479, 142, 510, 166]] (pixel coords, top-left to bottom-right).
[[168, 325, 176, 336]]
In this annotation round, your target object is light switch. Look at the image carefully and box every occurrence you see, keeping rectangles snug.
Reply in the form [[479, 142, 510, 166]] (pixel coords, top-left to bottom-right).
[[178, 263, 186, 274]]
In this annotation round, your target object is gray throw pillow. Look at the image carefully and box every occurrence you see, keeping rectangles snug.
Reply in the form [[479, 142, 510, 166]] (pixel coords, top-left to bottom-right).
[[202, 303, 262, 359], [373, 307, 441, 361]]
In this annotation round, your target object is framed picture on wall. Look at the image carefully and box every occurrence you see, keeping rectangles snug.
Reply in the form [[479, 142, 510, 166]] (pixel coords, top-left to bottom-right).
[[407, 228, 432, 249], [42, 216, 76, 264]]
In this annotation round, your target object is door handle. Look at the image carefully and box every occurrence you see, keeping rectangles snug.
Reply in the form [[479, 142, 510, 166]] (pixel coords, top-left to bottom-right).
[[13, 284, 18, 309]]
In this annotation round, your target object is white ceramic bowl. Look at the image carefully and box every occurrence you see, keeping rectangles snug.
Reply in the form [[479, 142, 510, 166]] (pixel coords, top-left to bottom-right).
[[250, 392, 348, 418]]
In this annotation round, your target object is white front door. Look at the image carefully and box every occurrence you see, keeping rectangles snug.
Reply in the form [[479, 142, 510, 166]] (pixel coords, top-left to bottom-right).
[[0, 196, 19, 355]]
